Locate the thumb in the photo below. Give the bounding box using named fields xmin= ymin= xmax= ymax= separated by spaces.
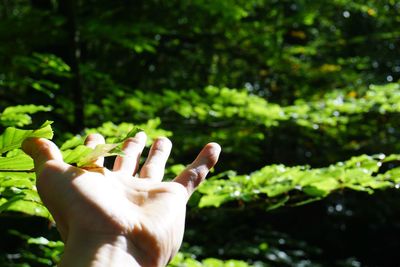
xmin=22 ymin=138 xmax=64 ymax=174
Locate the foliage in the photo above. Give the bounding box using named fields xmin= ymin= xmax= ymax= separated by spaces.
xmin=116 ymin=82 xmax=400 ymax=169
xmin=0 ymin=105 xmax=52 ymax=128
xmin=0 ymin=121 xmax=53 ymax=155
xmin=0 ymin=121 xmax=53 ymax=219
xmin=169 ymin=253 xmax=255 ymax=267
xmin=198 ymin=154 xmax=400 ymax=209
xmin=0 ymin=231 xmax=64 ymax=266
xmin=1 ymin=0 xmax=400 ymax=266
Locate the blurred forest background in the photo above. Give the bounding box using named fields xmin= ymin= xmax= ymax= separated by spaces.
xmin=1 ymin=0 xmax=400 ymax=266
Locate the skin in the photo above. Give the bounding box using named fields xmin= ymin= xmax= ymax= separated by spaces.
xmin=22 ymin=132 xmax=221 ymax=267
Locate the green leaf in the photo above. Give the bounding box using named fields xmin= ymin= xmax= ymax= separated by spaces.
xmin=0 ymin=121 xmax=54 ymax=154
xmin=303 ymin=177 xmax=339 ymax=197
xmin=60 ymin=135 xmax=84 ymax=150
xmin=0 ymin=104 xmax=52 ymax=128
xmin=63 ymin=143 xmax=119 ymax=167
xmin=383 ymin=154 xmax=400 ymax=162
xmin=0 ymin=175 xmax=34 ymax=189
xmin=199 ymin=194 xmax=232 ymax=208
xmin=0 ymin=171 xmax=33 ymax=180
xmin=2 ymin=105 xmax=52 ymax=115
xmin=27 ymin=236 xmax=64 ymax=247
xmin=0 ymin=198 xmax=51 ymax=218
xmin=62 ymin=145 xmax=93 ymax=165
xmin=114 ymin=126 xmax=142 ymax=143
xmin=62 ymin=127 xmax=141 ymax=167
xmin=260 ymin=181 xmax=294 ymax=197
xmin=0 ymin=153 xmax=34 ymax=171
xmin=196 ymin=151 xmax=400 ymax=210
xmin=202 ymin=258 xmax=224 ymax=267
xmin=77 ymin=143 xmax=119 ymax=167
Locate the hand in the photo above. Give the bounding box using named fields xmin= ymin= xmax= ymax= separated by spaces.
xmin=22 ymin=132 xmax=221 ymax=267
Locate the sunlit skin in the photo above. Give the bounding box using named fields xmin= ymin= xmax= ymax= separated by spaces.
xmin=22 ymin=132 xmax=221 ymax=267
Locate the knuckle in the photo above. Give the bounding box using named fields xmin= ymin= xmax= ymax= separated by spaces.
xmin=186 ymin=168 xmax=200 ymax=180
xmin=123 ymin=138 xmax=143 ymax=151
xmin=189 ymin=166 xmax=208 ymax=179
xmin=125 ymin=137 xmax=142 ymax=145
xmin=152 ymin=146 xmax=166 ymax=153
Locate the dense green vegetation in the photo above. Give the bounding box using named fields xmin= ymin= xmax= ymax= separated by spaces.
xmin=1 ymin=0 xmax=400 ymax=266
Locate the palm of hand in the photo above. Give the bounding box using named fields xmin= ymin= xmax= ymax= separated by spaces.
xmin=23 ymin=133 xmax=220 ymax=266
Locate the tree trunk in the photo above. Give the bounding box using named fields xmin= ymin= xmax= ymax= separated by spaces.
xmin=59 ymin=0 xmax=84 ymax=132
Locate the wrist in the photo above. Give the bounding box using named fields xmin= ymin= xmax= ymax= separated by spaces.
xmin=59 ymin=232 xmax=140 ymax=267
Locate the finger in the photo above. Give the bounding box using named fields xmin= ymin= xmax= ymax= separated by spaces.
xmin=84 ymin=133 xmax=105 ymax=167
xmin=139 ymin=137 xmax=172 ymax=181
xmin=113 ymin=131 xmax=147 ymax=175
xmin=173 ymin=142 xmax=221 ymax=196
xmin=22 ymin=137 xmax=64 ymax=176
